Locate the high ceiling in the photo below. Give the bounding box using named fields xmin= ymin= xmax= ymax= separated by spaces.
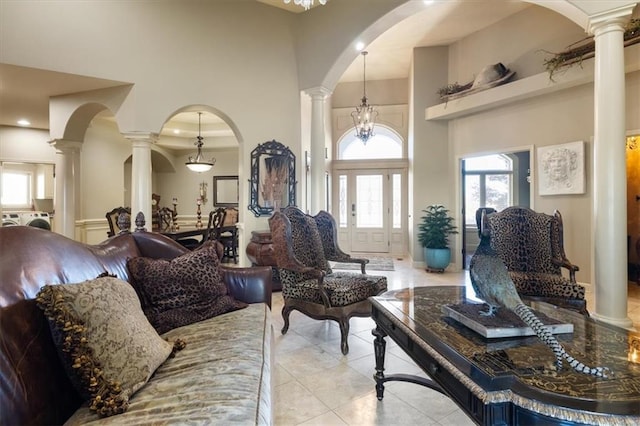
xmin=0 ymin=0 xmax=530 ymax=150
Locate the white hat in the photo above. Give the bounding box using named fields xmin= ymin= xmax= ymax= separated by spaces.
xmin=445 ymin=63 xmax=516 ymax=100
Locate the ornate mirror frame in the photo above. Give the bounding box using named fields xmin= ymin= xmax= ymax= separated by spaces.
xmin=249 ymin=140 xmax=296 ymax=217
xmin=213 ymin=175 xmax=239 ymax=207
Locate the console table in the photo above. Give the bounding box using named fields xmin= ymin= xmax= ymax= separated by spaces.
xmin=371 ymin=286 xmax=640 ymax=425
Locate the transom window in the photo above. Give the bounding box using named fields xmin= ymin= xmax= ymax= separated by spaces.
xmin=338 ymin=126 xmax=402 ymax=160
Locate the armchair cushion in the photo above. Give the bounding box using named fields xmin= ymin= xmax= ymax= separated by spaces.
xmin=510 ymin=271 xmax=585 ymax=299
xmin=127 ymin=240 xmax=246 ymax=334
xmin=35 ymin=276 xmax=175 ymax=418
xmin=281 ymin=272 xmax=387 ymax=307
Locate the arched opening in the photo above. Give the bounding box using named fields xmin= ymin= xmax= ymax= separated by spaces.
xmin=153 ymin=107 xmax=241 ymax=232
xmin=337 ymin=126 xmax=403 ymax=160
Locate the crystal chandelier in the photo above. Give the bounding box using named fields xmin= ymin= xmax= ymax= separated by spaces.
xmin=185 ymin=112 xmax=216 ymax=172
xmin=351 ymin=51 xmax=378 ymax=144
xmin=284 ymin=0 xmax=326 ymax=11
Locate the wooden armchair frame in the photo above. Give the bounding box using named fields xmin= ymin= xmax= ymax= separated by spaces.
xmin=269 ymin=207 xmax=387 ymax=354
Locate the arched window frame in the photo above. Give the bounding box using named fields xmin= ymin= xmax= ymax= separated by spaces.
xmin=337 ymin=125 xmax=403 ymax=160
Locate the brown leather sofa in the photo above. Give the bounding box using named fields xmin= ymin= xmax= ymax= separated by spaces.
xmin=0 ymin=226 xmax=272 ymax=425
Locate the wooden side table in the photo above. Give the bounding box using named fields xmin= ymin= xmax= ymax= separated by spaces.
xmin=246 ymin=230 xmax=281 ymax=291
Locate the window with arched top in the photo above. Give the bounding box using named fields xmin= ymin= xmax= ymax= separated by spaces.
xmin=338 ymin=126 xmax=403 ymax=160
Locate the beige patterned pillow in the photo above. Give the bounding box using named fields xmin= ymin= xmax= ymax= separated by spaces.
xmin=36 ymin=276 xmax=176 ymax=417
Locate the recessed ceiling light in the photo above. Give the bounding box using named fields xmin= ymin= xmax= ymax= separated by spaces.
xmin=17 ymin=119 xmax=30 ymax=126
xmin=173 ymin=129 xmax=181 ymax=135
xmin=355 ymin=41 xmax=365 ymax=51
xmin=424 ymin=0 xmax=435 ymax=5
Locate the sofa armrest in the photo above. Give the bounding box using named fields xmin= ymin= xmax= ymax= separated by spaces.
xmin=222 ymin=266 xmax=273 ymax=308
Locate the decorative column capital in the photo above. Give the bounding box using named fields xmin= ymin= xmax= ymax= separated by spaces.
xmin=587 ymin=4 xmax=635 ymax=36
xmin=305 ymin=86 xmax=332 ymax=100
xmin=122 ymin=132 xmax=159 ymax=147
xmin=48 ymin=139 xmax=83 ymax=153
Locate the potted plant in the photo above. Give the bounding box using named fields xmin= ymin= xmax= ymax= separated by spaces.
xmin=418 ymin=204 xmax=458 ymax=270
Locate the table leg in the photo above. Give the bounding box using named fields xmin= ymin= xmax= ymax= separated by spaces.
xmin=372 ymin=325 xmax=387 ymax=400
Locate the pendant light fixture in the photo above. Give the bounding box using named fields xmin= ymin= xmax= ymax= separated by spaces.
xmin=351 ymin=51 xmax=378 ymax=144
xmin=284 ymin=0 xmax=326 ymax=11
xmin=185 ymin=112 xmax=215 ymax=173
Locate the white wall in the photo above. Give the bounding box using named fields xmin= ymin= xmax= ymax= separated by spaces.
xmin=443 ymin=6 xmax=640 ymax=284
xmin=0 ymin=127 xmax=55 ymax=163
xmin=155 ymin=148 xmax=239 ymax=218
xmin=411 ymin=46 xmax=451 ymax=264
xmin=81 ymin=118 xmax=133 ymax=219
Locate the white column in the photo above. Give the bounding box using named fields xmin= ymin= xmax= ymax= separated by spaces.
xmin=306 ymin=87 xmax=332 ymax=215
xmin=49 ymin=139 xmax=82 ymax=238
xmin=588 ymin=6 xmax=635 ymax=329
xmin=123 ymin=132 xmax=157 ymax=229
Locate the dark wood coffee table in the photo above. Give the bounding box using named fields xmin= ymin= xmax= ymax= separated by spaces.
xmin=370 ymin=286 xmax=640 ymax=425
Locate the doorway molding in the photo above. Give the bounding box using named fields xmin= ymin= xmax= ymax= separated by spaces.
xmin=454 ymin=144 xmax=535 ymax=271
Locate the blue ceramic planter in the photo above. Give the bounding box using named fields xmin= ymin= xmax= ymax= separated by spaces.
xmin=424 ymin=247 xmax=451 ymax=270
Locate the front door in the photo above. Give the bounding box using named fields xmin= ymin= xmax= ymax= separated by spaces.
xmin=334 ymin=168 xmax=406 ymax=254
xmin=350 ymin=171 xmax=388 ymax=252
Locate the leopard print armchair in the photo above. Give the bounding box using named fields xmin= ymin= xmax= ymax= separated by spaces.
xmin=478 ymin=206 xmax=587 ymax=315
xmin=268 ymin=206 xmax=387 ymax=354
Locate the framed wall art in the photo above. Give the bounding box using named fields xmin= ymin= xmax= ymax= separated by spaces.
xmin=537 ymin=141 xmax=585 ymax=196
xmin=248 ymin=140 xmax=296 ymax=217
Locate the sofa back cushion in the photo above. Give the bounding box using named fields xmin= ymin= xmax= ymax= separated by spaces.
xmin=0 ymin=227 xmax=142 ymax=425
xmin=127 ymin=241 xmax=247 ymax=334
xmin=0 ymin=227 xmax=140 ymax=307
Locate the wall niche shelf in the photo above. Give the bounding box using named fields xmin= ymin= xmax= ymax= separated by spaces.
xmin=425 ymin=43 xmax=640 ymax=121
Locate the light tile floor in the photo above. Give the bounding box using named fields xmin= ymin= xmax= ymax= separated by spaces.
xmin=272 ymin=256 xmax=640 ymax=426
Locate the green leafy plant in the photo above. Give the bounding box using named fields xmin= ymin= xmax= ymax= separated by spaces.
xmin=418 ymin=204 xmax=458 ymax=249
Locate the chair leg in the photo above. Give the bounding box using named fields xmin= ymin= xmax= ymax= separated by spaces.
xmin=338 ymin=319 xmax=350 ymax=355
xmin=281 ymin=305 xmax=293 ymax=335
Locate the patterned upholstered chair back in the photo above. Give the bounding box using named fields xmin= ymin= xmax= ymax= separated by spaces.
xmin=280 ymin=207 xmax=332 ymax=283
xmin=486 ymin=207 xmax=561 ymax=276
xmin=477 ymin=206 xmax=587 ymax=314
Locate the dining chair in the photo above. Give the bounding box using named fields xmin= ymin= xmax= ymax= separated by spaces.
xmin=105 ymin=206 xmax=131 ymax=237
xmin=220 ymin=207 xmax=239 ymax=263
xmin=205 ymin=208 xmax=227 ymax=242
xmin=156 ymin=207 xmax=174 ymax=232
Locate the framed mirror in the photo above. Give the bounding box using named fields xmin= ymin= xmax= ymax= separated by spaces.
xmin=249 ymin=140 xmax=296 ymax=217
xmin=213 ymin=175 xmax=239 ymax=207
